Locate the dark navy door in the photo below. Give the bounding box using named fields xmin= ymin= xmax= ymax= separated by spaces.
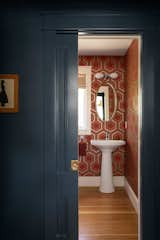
xmin=43 ymin=31 xmax=78 ymax=240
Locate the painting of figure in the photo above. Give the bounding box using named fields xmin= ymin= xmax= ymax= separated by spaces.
xmin=0 ymin=80 xmax=8 ymax=106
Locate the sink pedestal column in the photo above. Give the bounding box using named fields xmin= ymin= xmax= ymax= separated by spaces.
xmin=100 ymin=150 xmax=114 ymax=193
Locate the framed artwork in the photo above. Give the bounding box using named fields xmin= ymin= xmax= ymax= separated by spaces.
xmin=0 ymin=74 xmax=19 ymax=113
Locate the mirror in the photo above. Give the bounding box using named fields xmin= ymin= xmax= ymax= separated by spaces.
xmin=96 ymin=83 xmax=117 ymax=121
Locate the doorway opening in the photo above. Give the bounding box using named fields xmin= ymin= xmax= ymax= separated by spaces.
xmin=78 ymin=33 xmax=141 ymax=240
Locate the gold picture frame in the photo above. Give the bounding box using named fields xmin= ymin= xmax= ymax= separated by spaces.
xmin=0 ymin=74 xmax=19 ymax=113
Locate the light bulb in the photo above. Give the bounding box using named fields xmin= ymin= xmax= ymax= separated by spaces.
xmin=109 ymin=72 xmax=118 ymax=79
xmin=95 ymin=72 xmax=105 ymax=79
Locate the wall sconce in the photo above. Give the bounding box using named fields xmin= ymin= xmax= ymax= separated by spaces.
xmin=95 ymin=72 xmax=118 ymax=80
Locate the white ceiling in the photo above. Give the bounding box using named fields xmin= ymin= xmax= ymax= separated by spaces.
xmin=78 ymin=36 xmax=135 ymax=56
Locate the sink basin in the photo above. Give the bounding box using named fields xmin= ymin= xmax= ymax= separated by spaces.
xmin=91 ymin=139 xmax=126 ymax=193
xmin=91 ymin=140 xmax=125 ymax=151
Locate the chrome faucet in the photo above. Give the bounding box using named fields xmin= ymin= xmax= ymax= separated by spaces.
xmin=106 ymin=131 xmax=110 ymax=140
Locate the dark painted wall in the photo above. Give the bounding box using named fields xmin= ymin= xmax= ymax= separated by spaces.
xmin=0 ymin=11 xmax=43 ymax=240
xmin=1 ymin=1 xmax=160 ymax=11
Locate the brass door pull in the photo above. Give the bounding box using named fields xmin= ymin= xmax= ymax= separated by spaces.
xmin=71 ymin=160 xmax=79 ymax=171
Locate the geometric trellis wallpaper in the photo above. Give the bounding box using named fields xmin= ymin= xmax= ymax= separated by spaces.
xmin=125 ymin=40 xmax=139 ymax=196
xmin=78 ymin=56 xmax=126 ymax=176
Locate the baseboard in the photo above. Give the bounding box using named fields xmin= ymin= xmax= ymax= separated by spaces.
xmin=124 ymin=177 xmax=138 ymax=213
xmin=78 ymin=176 xmax=124 ymax=187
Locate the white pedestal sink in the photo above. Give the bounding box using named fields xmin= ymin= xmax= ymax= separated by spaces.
xmin=91 ymin=140 xmax=126 ymax=193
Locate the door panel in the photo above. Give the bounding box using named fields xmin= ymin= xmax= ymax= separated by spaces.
xmin=43 ymin=31 xmax=78 ymax=239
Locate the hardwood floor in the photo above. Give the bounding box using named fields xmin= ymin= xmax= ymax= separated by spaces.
xmin=79 ymin=187 xmax=138 ymax=240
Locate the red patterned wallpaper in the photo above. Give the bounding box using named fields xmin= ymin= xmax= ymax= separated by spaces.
xmin=78 ymin=56 xmax=126 ymax=176
xmin=125 ymin=40 xmax=139 ymax=196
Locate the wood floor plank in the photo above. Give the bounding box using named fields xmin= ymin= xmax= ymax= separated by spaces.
xmin=79 ymin=187 xmax=138 ymax=240
xmin=79 ymin=213 xmax=137 ymax=234
xmin=79 ymin=235 xmax=138 ymax=240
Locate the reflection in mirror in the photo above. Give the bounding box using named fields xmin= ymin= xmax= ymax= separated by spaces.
xmin=96 ymin=83 xmax=117 ymax=121
xmin=96 ymin=86 xmax=109 ymax=121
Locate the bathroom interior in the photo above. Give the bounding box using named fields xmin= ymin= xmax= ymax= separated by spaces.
xmin=78 ymin=34 xmax=141 ymax=240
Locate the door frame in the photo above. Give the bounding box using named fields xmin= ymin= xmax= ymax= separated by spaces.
xmin=42 ymin=11 xmax=156 ymax=240
xmin=78 ymin=31 xmax=142 ymax=240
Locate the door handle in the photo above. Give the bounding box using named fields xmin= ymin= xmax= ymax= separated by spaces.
xmin=71 ymin=160 xmax=79 ymax=171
